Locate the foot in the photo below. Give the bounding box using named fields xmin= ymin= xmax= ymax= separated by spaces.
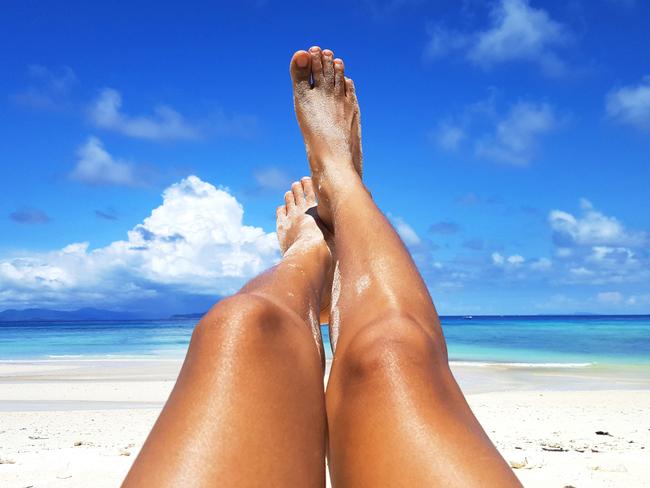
xmin=276 ymin=177 xmax=334 ymax=315
xmin=290 ymin=47 xmax=363 ymax=228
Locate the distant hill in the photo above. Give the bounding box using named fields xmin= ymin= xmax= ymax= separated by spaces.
xmin=0 ymin=308 xmax=140 ymax=322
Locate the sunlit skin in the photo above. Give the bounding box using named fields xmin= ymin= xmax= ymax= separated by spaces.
xmin=123 ymin=47 xmax=521 ymax=487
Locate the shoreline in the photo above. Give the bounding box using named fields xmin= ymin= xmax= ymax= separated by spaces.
xmin=1 ymin=358 xmax=649 ymax=412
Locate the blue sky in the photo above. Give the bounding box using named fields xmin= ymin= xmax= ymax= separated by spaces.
xmin=1 ymin=0 xmax=649 ymax=316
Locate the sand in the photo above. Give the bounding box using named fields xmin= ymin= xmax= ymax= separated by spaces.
xmin=1 ymin=359 xmax=649 ymax=487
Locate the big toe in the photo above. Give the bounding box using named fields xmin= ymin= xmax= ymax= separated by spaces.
xmin=290 ymin=50 xmax=311 ymax=92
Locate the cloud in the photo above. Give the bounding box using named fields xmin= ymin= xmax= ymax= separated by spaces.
xmin=89 ymin=88 xmax=201 ymax=141
xmin=475 ymin=101 xmax=559 ymax=165
xmin=432 ymin=123 xmax=465 ymax=151
xmin=9 ymin=208 xmax=50 ymax=225
xmin=378 ymin=197 xmax=650 ymax=313
xmin=492 ymin=252 xmax=524 ymax=266
xmin=547 ymin=199 xmax=649 ymax=285
xmin=429 ymin=221 xmax=460 ymax=235
xmin=549 ymin=198 xmax=647 ymax=248
xmin=12 ymin=65 xmax=77 ymax=110
xmin=70 ymin=137 xmax=138 ymax=186
xmin=424 ymin=24 xmax=469 ymax=60
xmin=0 ymin=176 xmax=279 ymax=311
xmin=468 ymin=0 xmax=569 ymax=75
xmin=606 ymin=75 xmax=650 ymax=132
xmin=392 ymin=216 xmax=422 ymax=246
xmin=380 ymin=199 xmax=650 ymax=313
xmin=253 ymin=167 xmax=293 ymax=192
xmin=530 ymin=257 xmax=552 ymax=270
xmin=436 ymin=95 xmax=560 ymax=165
xmin=425 ymin=0 xmax=571 ymax=76
xmin=480 ymin=206 xmax=650 ymax=284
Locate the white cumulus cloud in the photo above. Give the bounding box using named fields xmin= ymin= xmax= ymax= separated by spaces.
xmin=548 ymin=199 xmax=649 ymax=285
xmin=549 ymin=198 xmax=647 ymax=248
xmin=0 ymin=176 xmax=279 ymax=310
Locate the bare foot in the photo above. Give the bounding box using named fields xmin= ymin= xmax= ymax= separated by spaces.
xmin=276 ymin=177 xmax=334 ymax=316
xmin=290 ymin=47 xmax=362 ymax=228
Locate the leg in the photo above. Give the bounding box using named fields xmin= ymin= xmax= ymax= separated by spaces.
xmin=123 ymin=179 xmax=331 ymax=487
xmin=290 ymin=48 xmax=521 ymax=487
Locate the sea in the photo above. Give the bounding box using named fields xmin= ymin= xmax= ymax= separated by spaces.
xmin=1 ymin=315 xmax=649 ymax=366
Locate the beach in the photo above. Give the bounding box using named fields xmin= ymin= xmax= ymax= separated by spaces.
xmin=1 ymin=358 xmax=649 ymax=487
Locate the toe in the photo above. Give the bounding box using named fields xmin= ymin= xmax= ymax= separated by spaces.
xmin=322 ymin=49 xmax=335 ymax=89
xmin=291 ymin=180 xmax=305 ymax=206
xmin=290 ymin=50 xmax=311 ymax=92
xmin=334 ymin=58 xmax=345 ymax=96
xmin=309 ymin=46 xmax=324 ymax=87
xmin=284 ymin=190 xmax=295 ymax=210
xmin=301 ymin=177 xmax=317 ymax=205
xmin=276 ymin=204 xmax=286 ymax=219
xmin=346 ymin=77 xmax=357 ymax=101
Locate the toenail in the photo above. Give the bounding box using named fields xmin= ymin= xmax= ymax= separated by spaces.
xmin=296 ymin=55 xmax=308 ymax=68
xmin=310 ymin=46 xmax=320 ymax=52
xmin=323 ymin=50 xmax=333 ymax=57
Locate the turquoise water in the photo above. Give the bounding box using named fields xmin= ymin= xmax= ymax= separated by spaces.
xmin=0 ymin=316 xmax=649 ymax=365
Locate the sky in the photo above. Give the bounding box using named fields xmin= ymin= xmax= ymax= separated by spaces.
xmin=1 ymin=0 xmax=649 ymax=316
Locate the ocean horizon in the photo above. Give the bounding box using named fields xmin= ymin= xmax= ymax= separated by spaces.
xmin=2 ymin=314 xmax=649 ymax=366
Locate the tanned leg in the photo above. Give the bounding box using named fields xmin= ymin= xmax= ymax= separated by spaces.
xmin=123 ymin=178 xmax=330 ymax=488
xmin=303 ymin=45 xmax=364 ymax=326
xmin=290 ymin=47 xmax=521 ymax=487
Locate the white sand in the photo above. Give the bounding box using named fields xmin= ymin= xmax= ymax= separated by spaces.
xmin=1 ymin=359 xmax=649 ymax=487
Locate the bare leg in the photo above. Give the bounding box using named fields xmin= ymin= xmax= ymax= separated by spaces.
xmin=290 ymin=48 xmax=521 ymax=487
xmin=123 ymin=178 xmax=330 ymax=487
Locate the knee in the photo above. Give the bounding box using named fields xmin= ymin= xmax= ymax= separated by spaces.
xmin=336 ymin=314 xmax=447 ymax=385
xmin=192 ymin=293 xmax=296 ymax=348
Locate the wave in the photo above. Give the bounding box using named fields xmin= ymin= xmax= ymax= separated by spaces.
xmin=31 ymin=354 xmax=181 ymax=362
xmin=450 ymin=361 xmax=594 ymax=369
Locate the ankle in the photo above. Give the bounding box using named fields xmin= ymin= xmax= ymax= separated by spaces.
xmin=313 ymin=163 xmax=363 ymax=203
xmin=284 ymin=238 xmax=331 ymax=266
